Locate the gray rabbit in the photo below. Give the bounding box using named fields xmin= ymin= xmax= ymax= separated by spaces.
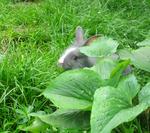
xmin=58 ymin=26 xmax=100 ymax=70
xmin=58 ymin=26 xmax=131 ymax=74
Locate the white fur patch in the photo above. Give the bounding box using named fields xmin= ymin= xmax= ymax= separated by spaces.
xmin=58 ymin=47 xmax=77 ymax=63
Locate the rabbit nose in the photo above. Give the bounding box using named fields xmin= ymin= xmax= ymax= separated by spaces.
xmin=57 ymin=62 xmax=64 ymax=67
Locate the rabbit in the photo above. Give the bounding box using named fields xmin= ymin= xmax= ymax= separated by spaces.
xmin=58 ymin=26 xmax=101 ymax=70
xmin=58 ymin=26 xmax=132 ymax=74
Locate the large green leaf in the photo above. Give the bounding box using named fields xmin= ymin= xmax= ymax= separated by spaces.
xmin=91 ymin=58 xmax=116 ymax=80
xmin=137 ymin=39 xmax=150 ymax=47
xmin=92 ymin=102 xmax=147 ymax=133
xmin=90 ymin=59 xmax=130 ymax=87
xmin=131 ymin=47 xmax=150 ymax=72
xmin=117 ymin=49 xmax=132 ymax=60
xmin=20 ymin=118 xmax=49 ymax=133
xmin=118 ymin=47 xmax=150 ymax=72
xmin=43 ymin=69 xmax=101 ymax=110
xmin=80 ymin=37 xmax=119 ymax=57
xmin=91 ymin=74 xmax=141 ymax=133
xmin=139 ymin=82 xmax=150 ymax=105
xmin=31 ymin=109 xmax=90 ymax=130
xmin=106 ymin=60 xmax=130 ymax=87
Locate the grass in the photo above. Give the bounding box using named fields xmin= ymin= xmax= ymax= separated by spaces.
xmin=0 ymin=0 xmax=150 ymax=132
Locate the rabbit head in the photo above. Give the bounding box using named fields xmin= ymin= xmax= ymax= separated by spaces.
xmin=58 ymin=26 xmax=99 ymax=70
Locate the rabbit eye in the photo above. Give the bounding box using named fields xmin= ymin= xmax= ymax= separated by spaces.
xmin=73 ymin=56 xmax=78 ymax=60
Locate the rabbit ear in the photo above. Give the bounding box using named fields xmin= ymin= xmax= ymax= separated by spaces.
xmin=84 ymin=35 xmax=100 ymax=46
xmin=75 ymin=26 xmax=84 ymax=44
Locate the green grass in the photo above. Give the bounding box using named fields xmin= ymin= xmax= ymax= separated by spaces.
xmin=0 ymin=0 xmax=150 ymax=132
